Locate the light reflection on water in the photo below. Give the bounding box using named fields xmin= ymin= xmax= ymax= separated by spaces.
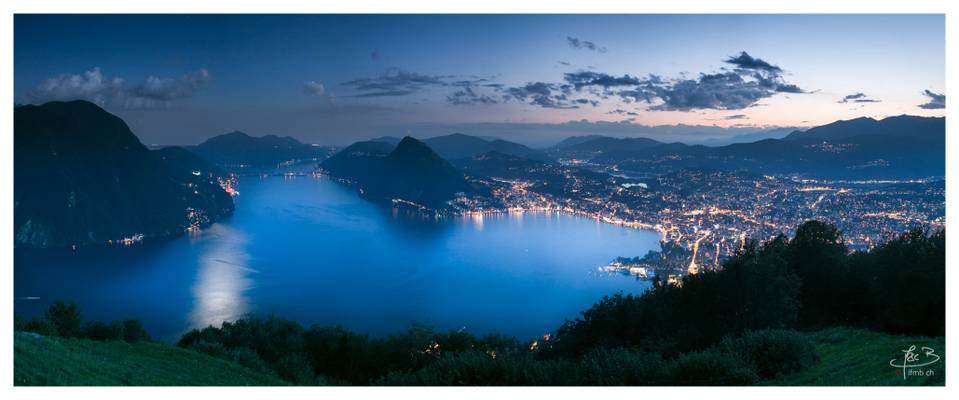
xmin=189 ymin=224 xmax=254 ymax=330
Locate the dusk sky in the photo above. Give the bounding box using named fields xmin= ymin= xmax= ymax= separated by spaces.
xmin=14 ymin=14 xmax=945 ymax=146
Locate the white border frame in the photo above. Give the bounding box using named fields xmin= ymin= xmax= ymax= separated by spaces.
xmin=1 ymin=1 xmax=955 ymax=399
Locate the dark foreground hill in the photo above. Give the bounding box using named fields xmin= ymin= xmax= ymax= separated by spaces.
xmin=14 ymin=101 xmax=234 ymax=248
xmin=14 ymin=327 xmax=942 ymax=386
xmin=322 ymin=136 xmax=477 ymax=208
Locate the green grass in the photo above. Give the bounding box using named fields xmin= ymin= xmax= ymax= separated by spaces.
xmin=15 ymin=327 xmax=945 ymax=386
xmin=767 ymin=327 xmax=945 ymax=386
xmin=14 ymin=332 xmax=286 ymax=386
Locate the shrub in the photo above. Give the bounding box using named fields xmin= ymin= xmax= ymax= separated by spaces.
xmin=22 ymin=316 xmax=58 ymax=336
xmin=121 ymin=319 xmax=151 ymax=342
xmin=375 ymin=351 xmax=580 ymax=386
xmin=274 ymin=353 xmax=315 ymax=385
xmin=578 ymin=347 xmax=667 ymax=385
xmin=45 ymin=300 xmax=82 ymax=338
xmin=664 ymin=350 xmax=758 ymax=385
xmin=717 ymin=329 xmax=818 ymax=379
xmin=81 ymin=320 xmax=125 ymax=341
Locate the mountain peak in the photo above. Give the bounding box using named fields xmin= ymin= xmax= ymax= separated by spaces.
xmin=393 ymin=136 xmax=434 ymax=154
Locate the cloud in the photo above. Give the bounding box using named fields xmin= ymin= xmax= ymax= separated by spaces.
xmin=567 ymin=36 xmax=607 ymax=53
xmin=510 ymin=52 xmax=802 ymax=111
xmin=608 ymin=108 xmax=639 ymax=116
xmin=341 ymin=69 xmax=449 ymax=97
xmin=564 ymin=71 xmax=643 ymax=89
xmin=505 ymin=82 xmax=580 ymax=109
xmin=447 ymin=84 xmax=497 ymax=106
xmin=838 ymin=92 xmax=880 ymax=103
xmin=647 ymin=72 xmax=781 ymax=111
xmin=28 ymin=67 xmax=209 ymax=109
xmin=304 ymin=81 xmax=326 ymax=96
xmin=724 ymin=114 xmax=748 ymax=120
xmin=918 ymin=89 xmax=945 ymax=109
xmin=724 ymin=51 xmax=782 ymax=73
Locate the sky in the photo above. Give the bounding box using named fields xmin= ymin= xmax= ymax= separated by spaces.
xmin=14 ymin=14 xmax=946 ymax=147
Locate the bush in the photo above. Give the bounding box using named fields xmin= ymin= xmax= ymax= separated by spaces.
xmin=664 ymin=350 xmax=758 ymax=385
xmin=376 ymin=351 xmax=580 ymax=386
xmin=45 ymin=300 xmax=82 ymax=338
xmin=22 ymin=316 xmax=58 ymax=336
xmin=578 ymin=347 xmax=667 ymax=385
xmin=81 ymin=320 xmax=126 ymax=341
xmin=121 ymin=319 xmax=151 ymax=342
xmin=717 ymin=329 xmax=818 ymax=379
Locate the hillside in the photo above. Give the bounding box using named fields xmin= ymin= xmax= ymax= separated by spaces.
xmin=322 ymin=136 xmax=478 ymax=208
xmin=550 ymin=115 xmax=944 ymax=179
xmin=14 ymin=332 xmax=285 ymax=386
xmin=189 ymin=131 xmax=329 ymax=169
xmin=422 ymin=133 xmax=549 ymax=161
xmin=769 ymin=327 xmax=944 ymax=386
xmin=14 ymin=327 xmax=942 ymax=386
xmin=14 ymin=100 xmax=234 ymax=248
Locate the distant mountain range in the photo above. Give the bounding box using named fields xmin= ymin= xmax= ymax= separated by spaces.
xmin=548 ymin=115 xmax=943 ymax=179
xmin=14 ymin=101 xmax=234 ymax=248
xmin=372 ymin=133 xmax=549 ymax=161
xmin=322 ymin=137 xmax=478 ymax=208
xmin=187 ymin=131 xmax=331 ymax=170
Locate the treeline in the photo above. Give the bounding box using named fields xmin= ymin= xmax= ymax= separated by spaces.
xmin=16 ymin=221 xmax=944 ymax=385
xmin=15 ymin=300 xmax=151 ymax=343
xmin=543 ymin=221 xmax=944 ymax=359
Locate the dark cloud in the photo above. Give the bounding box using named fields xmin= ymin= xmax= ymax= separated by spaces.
xmin=566 ymin=36 xmax=607 ymax=53
xmin=648 ymin=72 xmax=776 ymax=111
xmin=351 ymin=90 xmax=415 ymax=98
xmin=447 ymin=84 xmax=497 ymax=106
xmin=635 ymin=53 xmax=802 ymax=111
xmin=507 ymin=52 xmax=802 ymax=111
xmin=341 ymin=69 xmax=449 ymax=97
xmin=838 ymin=92 xmax=881 ymax=103
xmin=724 ymin=114 xmax=748 ymax=120
xmin=505 ymin=82 xmax=579 ymax=109
xmin=724 ymin=51 xmax=782 ymax=73
xmin=608 ymin=108 xmax=639 ymax=116
xmin=918 ymin=89 xmax=945 ymax=109
xmin=28 ymin=67 xmax=210 ymax=109
xmin=564 ymin=71 xmax=643 ymax=89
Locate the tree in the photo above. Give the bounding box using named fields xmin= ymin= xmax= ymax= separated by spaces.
xmin=45 ymin=300 xmax=82 ymax=338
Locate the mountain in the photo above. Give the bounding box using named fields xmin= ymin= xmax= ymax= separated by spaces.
xmin=322 ymin=136 xmax=476 ymax=208
xmin=549 ymin=136 xmax=666 ymax=161
xmin=320 ymin=140 xmax=396 ymax=183
xmin=369 ymin=136 xmax=403 ymax=146
xmin=546 ymin=115 xmax=943 ymax=179
xmin=14 ymin=100 xmax=234 ymax=248
xmin=422 ymin=133 xmax=549 ymax=161
xmin=693 ymin=127 xmax=799 ymax=146
xmin=552 ymin=135 xmax=612 ymax=149
xmin=189 ymin=131 xmax=329 ymax=169
xmin=784 ymin=115 xmax=943 ymax=142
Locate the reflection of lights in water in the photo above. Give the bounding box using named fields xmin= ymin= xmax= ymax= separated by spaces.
xmin=470 ymin=212 xmax=484 ymax=231
xmin=189 ymin=224 xmax=254 ymax=330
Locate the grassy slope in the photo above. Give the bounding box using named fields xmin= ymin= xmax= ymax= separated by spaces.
xmin=768 ymin=327 xmax=945 ymax=386
xmin=14 ymin=332 xmax=285 ymax=386
xmin=15 ymin=328 xmax=945 ymax=386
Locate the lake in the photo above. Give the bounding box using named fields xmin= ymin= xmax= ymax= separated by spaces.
xmin=15 ymin=175 xmax=660 ymax=342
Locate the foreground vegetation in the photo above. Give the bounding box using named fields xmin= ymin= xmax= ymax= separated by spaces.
xmin=14 ymin=332 xmax=284 ymax=385
xmin=15 ymin=221 xmax=944 ymax=385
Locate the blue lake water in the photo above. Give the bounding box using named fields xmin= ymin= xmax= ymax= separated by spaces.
xmin=15 ymin=175 xmax=659 ymax=342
